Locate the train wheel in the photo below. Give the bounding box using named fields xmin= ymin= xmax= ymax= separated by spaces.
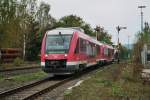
xmin=79 ymin=64 xmax=86 ymax=71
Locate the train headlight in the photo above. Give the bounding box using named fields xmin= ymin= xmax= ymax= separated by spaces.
xmin=65 ymin=54 xmax=67 ymax=57
xmin=45 ymin=54 xmax=48 ymax=57
xmin=41 ymin=62 xmax=45 ymax=66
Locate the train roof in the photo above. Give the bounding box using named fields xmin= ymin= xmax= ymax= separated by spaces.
xmin=47 ymin=28 xmax=74 ymax=35
xmin=46 ymin=27 xmax=84 ymax=35
xmin=46 ymin=27 xmax=104 ymax=46
xmin=101 ymin=43 xmax=114 ymax=49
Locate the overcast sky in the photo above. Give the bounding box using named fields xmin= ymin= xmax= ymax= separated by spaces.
xmin=43 ymin=0 xmax=150 ymax=44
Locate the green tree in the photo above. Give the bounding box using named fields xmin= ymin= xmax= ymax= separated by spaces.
xmin=95 ymin=26 xmax=112 ymax=45
xmin=0 ymin=0 xmax=20 ymax=47
xmin=25 ymin=1 xmax=56 ymax=60
xmin=119 ymin=44 xmax=128 ymax=59
xmin=54 ymin=15 xmax=95 ymax=36
xmin=133 ymin=22 xmax=150 ymax=63
xmin=0 ymin=0 xmax=55 ymax=60
xmin=54 ymin=15 xmax=113 ymax=45
xmin=55 ymin=15 xmax=84 ymax=27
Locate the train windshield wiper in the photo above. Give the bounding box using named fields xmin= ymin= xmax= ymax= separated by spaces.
xmin=59 ymin=32 xmax=65 ymax=43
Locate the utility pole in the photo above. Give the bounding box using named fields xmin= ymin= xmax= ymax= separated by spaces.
xmin=116 ymin=26 xmax=127 ymax=63
xmin=95 ymin=26 xmax=101 ymax=40
xmin=128 ymin=35 xmax=130 ymax=58
xmin=138 ymin=5 xmax=146 ymax=31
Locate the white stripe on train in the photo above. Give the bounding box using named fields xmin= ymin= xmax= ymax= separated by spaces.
xmin=41 ymin=61 xmax=98 ymax=67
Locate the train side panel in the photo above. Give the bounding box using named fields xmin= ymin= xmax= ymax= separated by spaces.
xmin=41 ymin=28 xmax=115 ymax=75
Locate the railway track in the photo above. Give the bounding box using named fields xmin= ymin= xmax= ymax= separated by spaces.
xmin=0 ymin=66 xmax=41 ymax=77
xmin=0 ymin=64 xmax=110 ymax=100
xmin=0 ymin=74 xmax=73 ymax=100
xmin=0 ymin=66 xmax=40 ymax=72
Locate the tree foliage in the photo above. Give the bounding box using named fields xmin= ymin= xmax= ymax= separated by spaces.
xmin=54 ymin=15 xmax=112 ymax=44
xmin=0 ymin=0 xmax=56 ymax=60
xmin=133 ymin=22 xmax=150 ymax=63
xmin=95 ymin=26 xmax=112 ymax=44
xmin=119 ymin=44 xmax=129 ymax=59
xmin=54 ymin=15 xmax=95 ymax=36
xmin=0 ymin=3 xmax=113 ymax=61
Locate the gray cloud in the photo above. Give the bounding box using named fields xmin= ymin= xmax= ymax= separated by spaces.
xmin=43 ymin=0 xmax=150 ymax=44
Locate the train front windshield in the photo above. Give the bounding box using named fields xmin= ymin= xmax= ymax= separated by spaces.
xmin=46 ymin=34 xmax=72 ymax=54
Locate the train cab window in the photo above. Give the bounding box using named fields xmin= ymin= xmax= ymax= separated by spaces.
xmin=46 ymin=34 xmax=72 ymax=54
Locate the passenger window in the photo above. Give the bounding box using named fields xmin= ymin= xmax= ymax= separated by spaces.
xmin=98 ymin=46 xmax=100 ymax=54
xmin=80 ymin=38 xmax=86 ymax=53
xmin=86 ymin=42 xmax=92 ymax=56
xmin=75 ymin=39 xmax=79 ymax=54
xmin=104 ymin=48 xmax=108 ymax=56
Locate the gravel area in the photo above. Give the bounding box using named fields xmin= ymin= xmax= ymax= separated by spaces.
xmin=3 ymin=80 xmax=60 ymax=100
xmin=0 ymin=71 xmax=50 ymax=92
xmin=37 ymin=77 xmax=81 ymax=100
xmin=0 ymin=67 xmax=41 ymax=77
xmin=36 ymin=66 xmax=107 ymax=100
xmin=0 ymin=63 xmax=40 ymax=70
xmin=0 ymin=77 xmax=40 ymax=92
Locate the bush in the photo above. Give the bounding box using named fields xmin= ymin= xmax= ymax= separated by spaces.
xmin=110 ymin=64 xmax=124 ymax=81
xmin=121 ymin=65 xmax=133 ymax=81
xmin=13 ymin=57 xmax=24 ymax=66
xmin=112 ymin=84 xmax=125 ymax=97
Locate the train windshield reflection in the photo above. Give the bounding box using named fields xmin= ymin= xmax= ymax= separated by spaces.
xmin=46 ymin=35 xmax=72 ymax=54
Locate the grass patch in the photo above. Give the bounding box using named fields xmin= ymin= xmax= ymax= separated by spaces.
xmin=0 ymin=75 xmax=3 ymax=80
xmin=0 ymin=61 xmax=40 ymax=70
xmin=9 ymin=71 xmax=48 ymax=82
xmin=0 ymin=71 xmax=48 ymax=83
xmin=13 ymin=57 xmax=24 ymax=66
xmin=64 ymin=64 xmax=150 ymax=100
xmin=64 ymin=89 xmax=72 ymax=96
xmin=0 ymin=71 xmax=48 ymax=91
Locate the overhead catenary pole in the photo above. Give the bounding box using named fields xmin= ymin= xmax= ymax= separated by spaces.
xmin=138 ymin=5 xmax=146 ymax=31
xmin=128 ymin=35 xmax=130 ymax=58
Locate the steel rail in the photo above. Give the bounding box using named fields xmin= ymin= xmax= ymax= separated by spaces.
xmin=0 ymin=66 xmax=40 ymax=72
xmin=0 ymin=77 xmax=50 ymax=98
xmin=23 ymin=77 xmax=74 ymax=100
xmin=23 ymin=65 xmax=108 ymax=100
xmin=0 ymin=64 xmax=113 ymax=100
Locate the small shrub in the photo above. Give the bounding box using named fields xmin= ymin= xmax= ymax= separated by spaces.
xmin=110 ymin=64 xmax=124 ymax=81
xmin=112 ymin=84 xmax=126 ymax=97
xmin=96 ymin=79 xmax=112 ymax=87
xmin=121 ymin=65 xmax=133 ymax=81
xmin=64 ymin=90 xmax=72 ymax=96
xmin=13 ymin=57 xmax=24 ymax=66
xmin=132 ymin=63 xmax=143 ymax=80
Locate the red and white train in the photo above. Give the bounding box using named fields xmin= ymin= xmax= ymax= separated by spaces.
xmin=41 ymin=27 xmax=115 ymax=75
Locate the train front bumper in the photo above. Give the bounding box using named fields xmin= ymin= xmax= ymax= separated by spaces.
xmin=42 ymin=65 xmax=79 ymax=75
xmin=41 ymin=61 xmax=79 ymax=75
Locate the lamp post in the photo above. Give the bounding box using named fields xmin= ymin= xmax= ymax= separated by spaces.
xmin=138 ymin=5 xmax=146 ymax=31
xmin=116 ymin=26 xmax=127 ymax=63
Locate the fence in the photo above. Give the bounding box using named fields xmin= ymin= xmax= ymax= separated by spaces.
xmin=0 ymin=48 xmax=22 ymax=63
